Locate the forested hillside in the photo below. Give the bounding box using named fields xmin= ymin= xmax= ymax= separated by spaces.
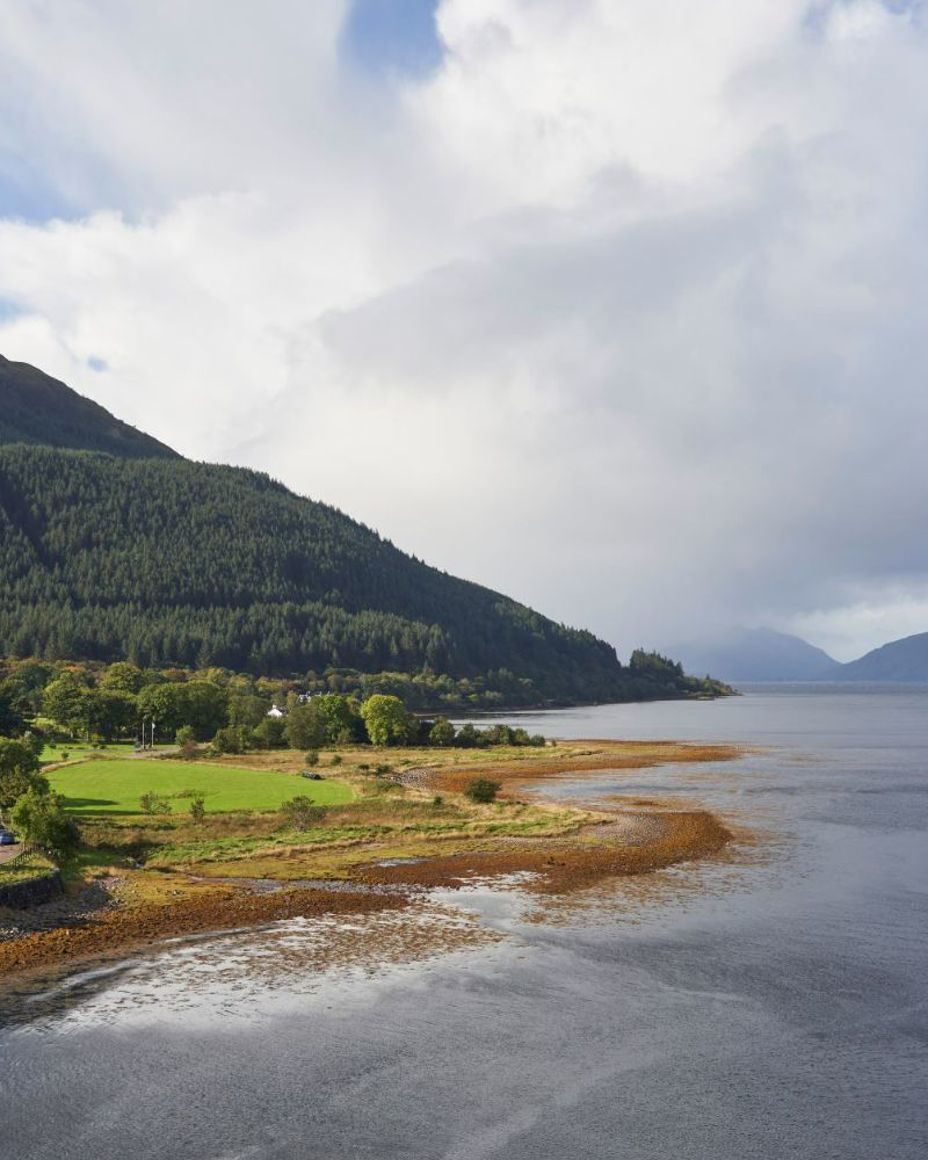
xmin=0 ymin=355 xmax=178 ymax=459
xmin=0 ymin=443 xmax=722 ymax=703
xmin=0 ymin=358 xmax=730 ymax=706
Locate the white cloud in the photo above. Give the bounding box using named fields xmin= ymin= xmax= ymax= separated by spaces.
xmin=1 ymin=0 xmax=927 ymax=659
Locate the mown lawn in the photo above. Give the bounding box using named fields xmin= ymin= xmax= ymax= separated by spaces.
xmin=40 ymin=741 xmax=139 ymax=762
xmin=48 ymin=759 xmax=352 ymax=816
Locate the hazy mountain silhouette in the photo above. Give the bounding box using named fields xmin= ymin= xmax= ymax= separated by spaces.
xmin=831 ymin=632 xmax=928 ymax=682
xmin=668 ymin=627 xmax=838 ymax=682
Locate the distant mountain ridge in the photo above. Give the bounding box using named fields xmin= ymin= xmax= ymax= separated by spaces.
xmin=668 ymin=627 xmax=838 ymax=683
xmin=831 ymin=632 xmax=928 ymax=682
xmin=0 ymin=354 xmax=178 ymax=459
xmin=673 ymin=626 xmax=928 ymax=683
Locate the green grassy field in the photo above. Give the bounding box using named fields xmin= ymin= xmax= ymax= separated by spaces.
xmin=40 ymin=741 xmax=140 ymax=762
xmin=48 ymin=759 xmax=352 ymax=816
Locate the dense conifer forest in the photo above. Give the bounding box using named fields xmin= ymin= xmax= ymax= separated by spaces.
xmin=0 ymin=357 xmax=729 ymax=706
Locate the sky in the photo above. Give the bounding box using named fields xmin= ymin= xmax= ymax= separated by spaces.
xmin=1 ymin=0 xmax=927 ymax=663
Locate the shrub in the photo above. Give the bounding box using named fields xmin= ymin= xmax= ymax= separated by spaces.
xmin=330 ymin=754 xmax=342 ymax=766
xmin=455 ymin=723 xmax=479 ymax=749
xmin=0 ymin=737 xmax=49 ymax=811
xmin=250 ymin=717 xmax=287 ymax=749
xmin=464 ymin=777 xmax=501 ymax=804
xmin=179 ymin=738 xmax=200 ymax=761
xmin=429 ymin=717 xmax=456 ymax=747
xmin=189 ymin=797 xmax=206 ymax=825
xmin=175 ymin=725 xmax=196 ymax=747
xmin=360 ymin=694 xmax=413 ymax=746
xmin=284 ymin=701 xmax=327 ymax=750
xmin=432 ymin=794 xmax=444 ymax=808
xmin=10 ymin=789 xmax=80 ymax=861
xmin=304 ymin=750 xmax=320 ymax=767
xmin=483 ymin=724 xmax=514 ymax=747
xmin=211 ymin=725 xmax=250 ymax=755
xmin=280 ymin=795 xmax=328 ymax=830
xmin=139 ymin=791 xmax=172 ymax=815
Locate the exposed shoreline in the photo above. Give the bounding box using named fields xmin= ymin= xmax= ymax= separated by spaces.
xmin=0 ymin=739 xmax=743 ymax=984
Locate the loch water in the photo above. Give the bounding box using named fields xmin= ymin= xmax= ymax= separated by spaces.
xmin=1 ymin=686 xmax=927 ymax=1159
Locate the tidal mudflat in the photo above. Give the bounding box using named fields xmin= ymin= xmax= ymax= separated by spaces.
xmin=0 ymin=739 xmax=738 ymax=980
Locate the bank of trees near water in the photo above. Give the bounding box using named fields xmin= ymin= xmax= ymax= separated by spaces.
xmin=0 ymin=658 xmax=547 ymax=762
xmin=0 ymin=651 xmax=717 ymax=758
xmin=0 ymin=664 xmax=541 ymax=861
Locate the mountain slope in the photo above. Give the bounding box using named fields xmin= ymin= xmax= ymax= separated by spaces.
xmin=832 ymin=632 xmax=928 ymax=681
xmin=0 ymin=444 xmax=601 ymax=693
xmin=668 ymin=627 xmax=838 ymax=682
xmin=0 ymin=443 xmax=725 ymax=702
xmin=0 ymin=355 xmax=730 ymax=703
xmin=0 ymin=354 xmax=178 ymax=459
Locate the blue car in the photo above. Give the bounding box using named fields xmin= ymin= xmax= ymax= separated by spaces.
xmin=0 ymin=829 xmax=16 ymax=845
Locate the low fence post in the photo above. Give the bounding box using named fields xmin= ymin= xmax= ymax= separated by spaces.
xmin=1 ymin=840 xmax=34 ymax=872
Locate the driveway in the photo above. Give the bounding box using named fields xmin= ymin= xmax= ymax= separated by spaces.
xmin=0 ymin=842 xmax=22 ymax=864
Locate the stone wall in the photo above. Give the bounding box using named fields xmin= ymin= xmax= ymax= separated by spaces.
xmin=0 ymin=870 xmax=64 ymax=910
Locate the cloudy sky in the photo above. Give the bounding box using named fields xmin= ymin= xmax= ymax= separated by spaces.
xmin=1 ymin=0 xmax=927 ymax=662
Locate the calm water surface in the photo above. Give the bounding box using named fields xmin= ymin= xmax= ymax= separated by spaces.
xmin=2 ymin=687 xmax=926 ymax=1159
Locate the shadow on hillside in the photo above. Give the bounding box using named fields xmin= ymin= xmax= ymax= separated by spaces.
xmin=59 ymin=797 xmax=120 ymax=812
